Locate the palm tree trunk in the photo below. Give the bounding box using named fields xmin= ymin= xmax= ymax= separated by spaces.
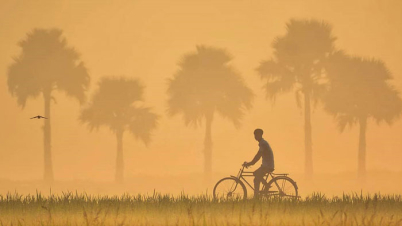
xmin=204 ymin=113 xmax=214 ymax=181
xmin=304 ymin=92 xmax=313 ymax=180
xmin=115 ymin=130 xmax=124 ymax=183
xmin=43 ymin=91 xmax=54 ymax=183
xmin=358 ymin=116 xmax=367 ymax=182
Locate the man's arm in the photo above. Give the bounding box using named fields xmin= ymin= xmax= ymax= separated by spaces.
xmin=246 ymin=151 xmax=261 ymax=166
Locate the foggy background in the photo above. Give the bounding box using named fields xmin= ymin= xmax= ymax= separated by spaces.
xmin=0 ymin=0 xmax=401 ymax=195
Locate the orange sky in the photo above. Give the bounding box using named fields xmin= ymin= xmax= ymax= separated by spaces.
xmin=0 ymin=0 xmax=401 ymax=182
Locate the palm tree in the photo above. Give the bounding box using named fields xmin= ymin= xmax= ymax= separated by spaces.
xmin=167 ymin=45 xmax=253 ymax=179
xmin=80 ymin=77 xmax=158 ymax=183
xmin=324 ymin=52 xmax=402 ymax=181
xmin=256 ymin=19 xmax=336 ymax=179
xmin=7 ymin=29 xmax=89 ymax=183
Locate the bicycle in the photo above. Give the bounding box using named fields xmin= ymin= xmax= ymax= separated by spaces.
xmin=213 ymin=164 xmax=298 ymax=200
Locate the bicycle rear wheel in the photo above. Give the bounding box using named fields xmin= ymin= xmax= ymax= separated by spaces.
xmin=213 ymin=177 xmax=247 ymax=200
xmin=263 ymin=176 xmax=298 ymax=200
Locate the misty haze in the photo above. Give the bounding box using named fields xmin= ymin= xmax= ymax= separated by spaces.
xmin=1 ymin=0 xmax=402 ymax=225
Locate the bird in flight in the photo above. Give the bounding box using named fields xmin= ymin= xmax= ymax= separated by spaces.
xmin=30 ymin=115 xmax=48 ymax=119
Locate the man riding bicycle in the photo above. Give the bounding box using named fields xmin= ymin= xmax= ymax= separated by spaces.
xmin=243 ymin=128 xmax=275 ymax=198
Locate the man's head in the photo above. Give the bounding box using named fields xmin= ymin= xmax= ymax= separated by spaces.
xmin=254 ymin=128 xmax=263 ymax=141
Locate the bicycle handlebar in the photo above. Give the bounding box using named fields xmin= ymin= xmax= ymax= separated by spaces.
xmin=237 ymin=163 xmax=249 ymax=177
xmin=242 ymin=161 xmax=250 ymax=168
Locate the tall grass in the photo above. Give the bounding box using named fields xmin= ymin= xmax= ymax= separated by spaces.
xmin=0 ymin=192 xmax=401 ymax=225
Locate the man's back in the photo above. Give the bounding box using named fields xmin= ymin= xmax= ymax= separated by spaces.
xmin=259 ymin=138 xmax=274 ymax=169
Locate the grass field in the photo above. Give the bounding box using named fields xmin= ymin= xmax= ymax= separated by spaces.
xmin=0 ymin=192 xmax=401 ymax=226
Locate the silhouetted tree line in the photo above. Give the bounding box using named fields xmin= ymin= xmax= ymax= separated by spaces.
xmin=7 ymin=19 xmax=402 ymax=183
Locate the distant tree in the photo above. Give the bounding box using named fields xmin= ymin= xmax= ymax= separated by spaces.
xmin=80 ymin=77 xmax=158 ymax=183
xmin=7 ymin=29 xmax=89 ymax=183
xmin=167 ymin=45 xmax=253 ymax=179
xmin=324 ymin=52 xmax=402 ymax=181
xmin=257 ymin=19 xmax=336 ymax=179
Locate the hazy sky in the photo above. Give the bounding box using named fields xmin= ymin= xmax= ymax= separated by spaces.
xmin=1 ymin=0 xmax=401 ymax=181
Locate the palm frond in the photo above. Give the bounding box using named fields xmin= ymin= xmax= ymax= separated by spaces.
xmin=7 ymin=58 xmax=42 ymax=107
xmin=336 ymin=114 xmax=357 ymax=132
xmin=257 ymin=60 xmax=295 ymax=101
xmin=258 ymin=19 xmax=336 ymax=108
xmin=80 ymin=76 xmax=154 ymax=137
xmin=215 ymin=75 xmax=254 ymax=128
xmin=80 ymin=103 xmax=108 ymax=132
xmin=57 ymin=61 xmax=90 ymax=104
xmin=7 ymin=28 xmax=89 ymax=106
xmin=370 ymin=84 xmax=402 ymax=125
xmin=127 ymin=107 xmax=159 ymax=146
xmin=324 ymin=52 xmax=402 ymax=130
xmin=167 ymin=45 xmax=253 ymax=128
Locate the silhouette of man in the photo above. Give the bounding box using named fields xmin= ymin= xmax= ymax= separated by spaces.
xmin=243 ymin=128 xmax=275 ymax=198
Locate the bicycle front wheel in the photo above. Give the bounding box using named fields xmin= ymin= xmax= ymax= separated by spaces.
xmin=213 ymin=177 xmax=247 ymax=201
xmin=264 ymin=176 xmax=298 ymax=200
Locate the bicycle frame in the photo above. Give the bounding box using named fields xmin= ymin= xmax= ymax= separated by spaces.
xmin=231 ymin=166 xmax=288 ymax=192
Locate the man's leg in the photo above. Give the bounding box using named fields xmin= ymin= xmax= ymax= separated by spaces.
xmin=253 ymin=167 xmax=265 ymax=198
xmin=261 ymin=168 xmax=273 ymax=191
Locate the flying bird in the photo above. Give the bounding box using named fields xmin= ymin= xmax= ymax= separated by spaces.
xmin=30 ymin=115 xmax=48 ymax=119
